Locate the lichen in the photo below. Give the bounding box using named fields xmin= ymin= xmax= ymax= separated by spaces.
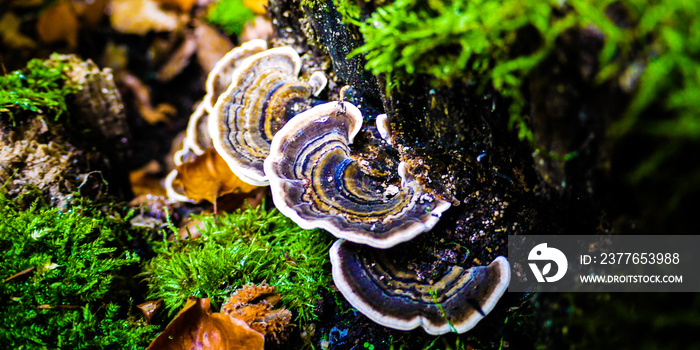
xmin=142 ymin=203 xmax=335 ymax=325
xmin=0 ymin=191 xmax=158 ymax=349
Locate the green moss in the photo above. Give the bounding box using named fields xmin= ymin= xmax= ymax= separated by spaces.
xmin=206 ymin=0 xmax=256 ymax=35
xmin=608 ymin=1 xmax=700 ymax=196
xmin=338 ymin=0 xmax=699 ymax=145
xmin=142 ymin=203 xmax=335 ymax=325
xmin=0 ymin=191 xmax=157 ymax=349
xmin=340 ymin=0 xmax=624 ymax=138
xmin=339 ymin=0 xmax=592 ymax=113
xmin=612 ymin=0 xmax=700 ymax=136
xmin=0 ymin=55 xmax=80 ymax=125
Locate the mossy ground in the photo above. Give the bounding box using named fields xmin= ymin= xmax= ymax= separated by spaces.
xmin=0 ymin=190 xmax=158 ymax=349
xmin=0 ymin=187 xmax=339 ymax=349
xmin=142 ymin=203 xmax=336 ymax=325
xmin=335 ymin=0 xmax=700 ymax=141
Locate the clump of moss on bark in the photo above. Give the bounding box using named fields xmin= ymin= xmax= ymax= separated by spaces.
xmin=0 ymin=55 xmax=81 ymax=125
xmin=0 ymin=191 xmax=158 ymax=349
xmin=336 ymin=0 xmax=700 ymax=142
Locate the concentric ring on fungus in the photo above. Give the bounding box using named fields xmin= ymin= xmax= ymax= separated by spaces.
xmin=209 ymin=46 xmax=328 ymax=186
xmin=204 ymin=39 xmax=268 ymax=112
xmin=174 ymin=40 xmax=268 ymax=165
xmin=330 ymin=240 xmax=511 ymax=334
xmin=264 ymin=101 xmax=451 ymax=248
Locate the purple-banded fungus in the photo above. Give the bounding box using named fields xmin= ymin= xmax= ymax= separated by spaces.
xmin=174 ymin=102 xmax=210 ymax=165
xmin=329 ymin=239 xmax=511 ymax=335
xmin=264 ymin=101 xmax=451 ymax=248
xmin=174 ymin=40 xmax=268 ymax=166
xmin=204 ymin=39 xmax=268 ymax=112
xmin=175 ymin=40 xmax=267 ymax=165
xmin=209 ymin=46 xmax=328 ymax=186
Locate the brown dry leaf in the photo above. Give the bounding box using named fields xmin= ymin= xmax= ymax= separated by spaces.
xmin=173 ymin=148 xmax=259 ymax=204
xmin=147 ymin=297 xmax=264 ymax=350
xmin=239 ymin=16 xmax=273 ymax=43
xmin=155 ymin=33 xmax=198 ymax=82
xmin=36 ymin=1 xmax=80 ymax=48
xmin=220 ymin=283 xmax=292 ymax=343
xmin=108 ymin=0 xmax=185 ymax=35
xmin=177 ymin=218 xmax=206 ymax=239
xmin=74 ymin=0 xmax=108 ymax=28
xmin=129 ymin=160 xmax=166 ymax=196
xmin=243 ymin=0 xmax=267 ymax=15
xmin=141 ymin=103 xmax=177 ymax=124
xmin=0 ymin=12 xmax=37 ymax=49
xmin=225 ymin=283 xmax=277 ymax=306
xmin=137 ymin=300 xmax=163 ymax=323
xmin=155 ymin=0 xmax=197 ymax=12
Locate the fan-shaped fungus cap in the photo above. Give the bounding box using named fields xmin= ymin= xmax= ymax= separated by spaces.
xmin=175 ymin=102 xmax=210 ymax=165
xmin=264 ymin=101 xmax=451 ymax=248
xmin=209 ymin=47 xmax=328 ymax=186
xmin=204 ymin=39 xmax=268 ymax=111
xmin=330 ymin=240 xmax=511 ymax=335
xmin=174 ymin=40 xmax=267 ymax=165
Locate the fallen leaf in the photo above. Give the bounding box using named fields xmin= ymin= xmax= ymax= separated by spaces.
xmin=137 ymin=300 xmax=164 ymax=323
xmin=173 ymin=148 xmax=259 ymax=204
xmin=118 ymin=71 xmax=177 ymax=124
xmin=243 ymin=0 xmax=267 ymax=15
xmin=239 ymin=16 xmax=273 ymax=42
xmin=129 ymin=160 xmax=167 ymax=196
xmin=155 ymin=0 xmax=197 ymax=12
xmin=74 ymin=0 xmax=108 ymax=28
xmin=194 ymin=21 xmax=235 ymax=74
xmin=0 ymin=12 xmax=37 ymax=49
xmin=155 ymin=33 xmax=198 ymax=82
xmin=147 ymin=297 xmax=264 ymax=350
xmin=108 ymin=0 xmax=185 ymax=35
xmin=221 ymin=283 xmax=293 ymax=343
xmin=36 ymin=1 xmax=80 ymax=48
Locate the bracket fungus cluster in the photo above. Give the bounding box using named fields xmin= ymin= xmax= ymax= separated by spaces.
xmin=167 ymin=40 xmax=511 ymax=336
xmin=177 ymin=39 xmax=269 ymax=164
xmin=209 ymin=45 xmax=327 ymax=185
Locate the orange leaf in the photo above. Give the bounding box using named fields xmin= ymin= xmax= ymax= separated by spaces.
xmin=129 ymin=160 xmax=167 ymax=197
xmin=173 ymin=148 xmax=258 ymax=204
xmin=147 ymin=297 xmax=264 ymax=350
xmin=137 ymin=300 xmax=163 ymax=323
xmin=220 ymin=283 xmax=292 ymax=343
xmin=243 ymin=0 xmax=268 ymax=15
xmin=36 ymin=1 xmax=79 ymax=48
xmin=155 ymin=0 xmax=197 ymax=12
